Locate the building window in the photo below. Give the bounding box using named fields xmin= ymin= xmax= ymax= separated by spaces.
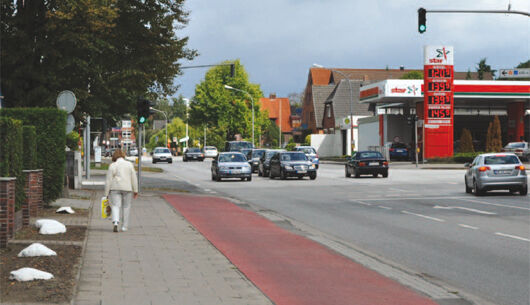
xmin=327 ymin=105 xmax=331 ymax=118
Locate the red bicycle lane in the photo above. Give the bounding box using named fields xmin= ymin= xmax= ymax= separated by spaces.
xmin=163 ymin=194 xmax=440 ymax=305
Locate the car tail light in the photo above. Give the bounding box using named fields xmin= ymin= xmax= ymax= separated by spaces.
xmin=389 ymin=148 xmax=395 ymax=152
xmin=501 ymin=148 xmax=505 ymax=152
xmin=515 ymin=165 xmax=525 ymax=171
xmin=478 ymin=166 xmax=490 ymax=172
xmin=359 ymin=162 xmax=366 ymax=167
xmin=383 ymin=161 xmax=388 ymax=166
xmin=515 ymin=149 xmax=523 ymax=153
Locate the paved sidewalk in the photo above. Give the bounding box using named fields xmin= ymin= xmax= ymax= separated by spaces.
xmin=74 ymin=192 xmax=272 ymax=305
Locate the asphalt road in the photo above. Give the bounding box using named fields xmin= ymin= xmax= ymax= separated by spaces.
xmin=146 ymin=157 xmax=530 ymax=305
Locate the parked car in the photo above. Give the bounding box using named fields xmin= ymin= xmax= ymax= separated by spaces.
xmin=240 ymin=148 xmax=252 ymax=161
xmin=345 ymin=151 xmax=389 ymax=178
xmin=249 ymin=149 xmax=266 ymax=173
xmin=129 ymin=147 xmax=138 ymax=156
xmin=269 ymin=151 xmax=317 ymax=180
xmin=152 ymin=147 xmax=173 ymax=164
xmin=224 ymin=141 xmax=253 ymax=152
xmin=258 ymin=149 xmax=284 ymax=177
xmin=203 ymin=146 xmax=218 ymax=158
xmin=501 ymin=142 xmax=530 ymax=161
xmin=464 ymin=153 xmax=527 ymax=196
xmin=389 ymin=142 xmax=409 ymax=161
xmin=183 ymin=147 xmax=204 ymax=162
xmin=211 ymin=152 xmax=252 ymax=181
xmin=294 ymin=146 xmax=319 ymax=169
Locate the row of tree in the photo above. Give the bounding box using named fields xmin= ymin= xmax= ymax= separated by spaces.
xmin=458 ymin=116 xmax=503 ymax=153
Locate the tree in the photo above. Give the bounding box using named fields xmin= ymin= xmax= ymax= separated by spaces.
xmin=485 ymin=116 xmax=502 ymax=152
xmin=476 ymin=58 xmax=496 ymax=80
xmin=400 ymin=71 xmax=423 ymax=79
xmin=261 ymin=120 xmax=279 ymax=148
xmin=465 ymin=69 xmax=472 ymax=80
xmin=1 ymin=0 xmax=197 ymax=122
xmin=516 ymin=60 xmax=530 ymax=68
xmin=190 ymin=60 xmax=266 ymax=143
xmin=458 ymin=128 xmax=474 ymax=153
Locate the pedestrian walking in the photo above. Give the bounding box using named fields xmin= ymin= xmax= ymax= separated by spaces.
xmin=104 ymin=149 xmax=138 ymax=232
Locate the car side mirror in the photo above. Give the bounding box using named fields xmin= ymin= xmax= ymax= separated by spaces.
xmin=464 ymin=162 xmax=470 ymax=168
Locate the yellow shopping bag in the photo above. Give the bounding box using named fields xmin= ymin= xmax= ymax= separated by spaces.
xmin=101 ymin=197 xmax=111 ymax=219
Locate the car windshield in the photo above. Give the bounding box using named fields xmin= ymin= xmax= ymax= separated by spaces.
xmin=281 ymin=153 xmax=307 ymax=161
xmin=188 ymin=148 xmax=201 ymax=153
xmin=155 ymin=148 xmax=170 ymax=153
xmin=252 ymin=150 xmax=265 ymax=158
xmin=219 ymin=153 xmax=246 ymax=163
xmin=359 ymin=152 xmax=383 ymax=159
xmin=505 ymin=142 xmax=525 ymax=148
xmin=483 ymin=155 xmax=519 ymax=165
xmin=205 ymin=147 xmax=216 ymax=151
xmin=228 ymin=141 xmax=253 ymax=151
xmin=297 ymin=147 xmax=316 ymax=154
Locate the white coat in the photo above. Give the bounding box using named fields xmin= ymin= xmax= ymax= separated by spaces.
xmin=104 ymin=158 xmax=138 ymax=197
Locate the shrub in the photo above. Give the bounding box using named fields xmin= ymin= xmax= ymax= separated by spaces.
xmin=66 ymin=131 xmax=80 ymax=151
xmin=0 ymin=108 xmax=67 ymax=203
xmin=22 ymin=125 xmax=37 ymax=170
xmin=458 ymin=128 xmax=474 ymax=153
xmin=304 ymin=134 xmax=311 ymax=146
xmin=0 ymin=117 xmax=25 ymax=211
xmin=453 ymin=152 xmax=484 ymax=163
xmin=486 ymin=116 xmax=502 ymax=152
xmin=285 ymin=139 xmax=296 ymax=151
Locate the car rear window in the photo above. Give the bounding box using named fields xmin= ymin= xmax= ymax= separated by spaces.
xmin=155 ymin=148 xmax=170 ymax=153
xmin=391 ymin=143 xmax=407 ymax=149
xmin=219 ymin=153 xmax=246 ymax=162
xmin=280 ymin=153 xmax=307 ymax=161
xmin=188 ymin=148 xmax=200 ymax=152
xmin=505 ymin=142 xmax=525 ymax=149
xmin=484 ymin=155 xmax=519 ymax=165
xmin=252 ymin=150 xmax=265 ymax=158
xmin=297 ymin=147 xmax=316 ymax=154
xmin=359 ymin=152 xmax=383 ymax=159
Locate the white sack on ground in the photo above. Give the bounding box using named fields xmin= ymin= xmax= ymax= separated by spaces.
xmin=56 ymin=206 xmax=75 ymax=214
xmin=9 ymin=267 xmax=54 ymax=281
xmin=35 ymin=219 xmax=66 ymax=234
xmin=17 ymin=243 xmax=57 ymax=257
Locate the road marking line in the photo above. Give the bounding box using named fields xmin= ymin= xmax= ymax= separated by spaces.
xmin=378 ymin=206 xmax=392 ymax=210
xmin=494 ymin=232 xmax=530 ymax=242
xmin=460 ymin=198 xmax=530 ymax=211
xmin=433 ymin=205 xmax=496 ymax=215
xmin=350 ymin=200 xmax=372 ymax=206
xmin=458 ymin=224 xmax=479 ymax=230
xmin=401 ymin=210 xmax=445 ymax=222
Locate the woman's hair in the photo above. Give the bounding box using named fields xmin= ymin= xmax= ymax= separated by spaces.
xmin=112 ymin=149 xmax=126 ymax=162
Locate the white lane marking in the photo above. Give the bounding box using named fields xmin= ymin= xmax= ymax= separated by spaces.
xmin=494 ymin=232 xmax=530 ymax=242
xmin=433 ymin=205 xmax=496 ymax=215
xmin=350 ymin=200 xmax=372 ymax=206
xmin=389 ymin=188 xmax=410 ymax=192
xmin=460 ymin=198 xmax=530 ymax=211
xmin=401 ymin=210 xmax=445 ymax=222
xmin=448 ymin=182 xmax=458 ymax=185
xmin=378 ymin=206 xmax=392 ymax=210
xmin=458 ymin=224 xmax=479 ymax=230
xmin=203 ymin=188 xmax=212 ymax=192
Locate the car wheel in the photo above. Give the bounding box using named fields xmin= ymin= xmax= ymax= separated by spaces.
xmin=215 ymin=173 xmax=221 ymax=182
xmin=465 ymin=177 xmax=472 ymax=194
xmin=258 ymin=168 xmax=263 ymax=176
xmin=345 ymin=165 xmax=351 ymax=178
xmin=247 ymin=176 xmax=252 ymax=182
xmin=241 ymin=178 xmax=245 ymax=181
xmin=354 ymin=168 xmax=360 ymax=178
xmin=168 ymin=160 xmax=172 ymax=164
xmin=211 ymin=173 xmax=215 ymax=181
xmin=152 ymin=160 xmax=156 ymax=164
xmin=372 ymin=173 xmax=378 ymax=178
xmin=298 ymin=176 xmax=303 ymax=180
xmin=280 ymin=169 xmax=287 ymax=180
xmin=382 ymin=171 xmax=388 ymax=178
xmin=309 ymin=172 xmax=317 ymax=180
xmin=473 ymin=179 xmax=484 ymax=196
xmin=264 ymin=169 xmax=269 ymax=177
xmin=520 ymin=185 xmax=528 ymax=195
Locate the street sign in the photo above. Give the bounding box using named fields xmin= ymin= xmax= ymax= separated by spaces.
xmin=66 ymin=114 xmax=75 ymax=134
xmin=179 ymin=136 xmax=189 ymax=143
xmin=56 ymin=90 xmax=77 ymax=113
xmin=498 ymin=68 xmax=530 ymax=79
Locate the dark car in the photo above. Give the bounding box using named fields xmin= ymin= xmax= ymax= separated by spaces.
xmin=269 ymin=151 xmax=317 ymax=180
xmin=389 ymin=142 xmax=409 ymax=161
xmin=211 ymin=152 xmax=252 ymax=181
xmin=224 ymin=141 xmax=254 ymax=152
xmin=249 ymin=149 xmax=266 ymax=173
xmin=183 ymin=147 xmax=204 ymax=162
xmin=345 ymin=151 xmax=389 ymax=178
xmin=258 ymin=149 xmax=284 ymax=177
xmin=240 ymin=148 xmax=252 ymax=162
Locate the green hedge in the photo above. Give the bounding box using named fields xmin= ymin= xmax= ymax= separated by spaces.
xmin=66 ymin=131 xmax=80 ymax=151
xmin=23 ymin=126 xmax=37 ymax=170
xmin=0 ymin=108 xmax=67 ymax=203
xmin=0 ymin=117 xmax=25 ymax=211
xmin=453 ymin=152 xmax=484 ymax=163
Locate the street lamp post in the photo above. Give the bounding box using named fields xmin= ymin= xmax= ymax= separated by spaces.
xmin=150 ymin=107 xmax=168 ymax=148
xmin=313 ymin=64 xmax=354 ymax=154
xmin=183 ymin=98 xmax=190 ymax=149
xmin=224 ymin=85 xmax=255 ymax=147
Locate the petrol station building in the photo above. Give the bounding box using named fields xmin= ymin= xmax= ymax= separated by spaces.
xmin=358 ymin=79 xmax=530 ymax=158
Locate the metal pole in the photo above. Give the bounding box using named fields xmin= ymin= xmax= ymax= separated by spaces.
xmin=414 ymin=117 xmax=418 ymax=168
xmin=138 ymin=127 xmax=142 ymax=192
xmin=86 ymin=116 xmax=91 ymax=179
xmin=279 ymin=99 xmax=282 ymax=148
xmin=427 ymin=9 xmax=530 ymax=17
xmin=250 ymin=95 xmax=254 ymax=148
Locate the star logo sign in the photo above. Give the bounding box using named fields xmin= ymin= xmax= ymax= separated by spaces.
xmin=407 ymin=85 xmax=419 ymax=95
xmin=436 ymin=47 xmax=450 ymax=60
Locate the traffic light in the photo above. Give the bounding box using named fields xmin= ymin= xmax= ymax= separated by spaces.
xmin=418 ymin=8 xmax=427 ymax=34
xmin=136 ymin=98 xmax=152 ymax=124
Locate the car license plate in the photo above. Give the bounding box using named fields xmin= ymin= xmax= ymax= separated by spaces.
xmin=231 ymin=170 xmax=241 ymax=174
xmin=160 ymin=157 xmax=166 ymax=159
xmin=297 ymin=170 xmax=307 ymax=174
xmin=369 ymin=162 xmax=379 ymax=166
xmin=494 ymin=170 xmax=511 ymax=175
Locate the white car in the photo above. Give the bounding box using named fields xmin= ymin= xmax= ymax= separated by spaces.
xmin=152 ymin=147 xmax=173 ymax=164
xmin=203 ymin=146 xmax=218 ymax=158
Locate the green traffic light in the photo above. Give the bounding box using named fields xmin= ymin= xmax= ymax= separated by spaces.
xmin=419 ymin=24 xmax=426 ymax=33
xmin=139 ymin=116 xmax=146 ymax=124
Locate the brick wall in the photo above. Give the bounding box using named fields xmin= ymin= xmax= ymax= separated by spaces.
xmin=23 ymin=170 xmax=43 ymax=227
xmin=0 ymin=177 xmax=16 ymax=248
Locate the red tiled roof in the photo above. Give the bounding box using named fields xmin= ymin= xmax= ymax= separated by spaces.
xmin=310 ymin=68 xmax=332 ymax=85
xmin=259 ymin=97 xmax=292 ymax=133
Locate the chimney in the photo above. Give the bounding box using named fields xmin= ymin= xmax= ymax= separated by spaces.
xmin=269 ymin=93 xmax=276 ymax=99
xmin=400 ymin=65 xmax=404 ymax=71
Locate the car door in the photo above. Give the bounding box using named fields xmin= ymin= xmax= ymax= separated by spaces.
xmin=211 ymin=157 xmax=218 ymax=175
xmin=465 ymin=156 xmax=479 ymax=184
xmin=270 ymin=153 xmax=280 ymax=176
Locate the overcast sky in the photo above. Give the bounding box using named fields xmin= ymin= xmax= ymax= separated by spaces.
xmin=174 ymin=0 xmax=529 ymax=99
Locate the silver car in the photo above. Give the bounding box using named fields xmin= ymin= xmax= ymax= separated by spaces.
xmin=464 ymin=153 xmax=527 ymax=196
xmin=502 ymin=142 xmax=530 ymax=161
xmin=211 ymin=152 xmax=252 ymax=181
